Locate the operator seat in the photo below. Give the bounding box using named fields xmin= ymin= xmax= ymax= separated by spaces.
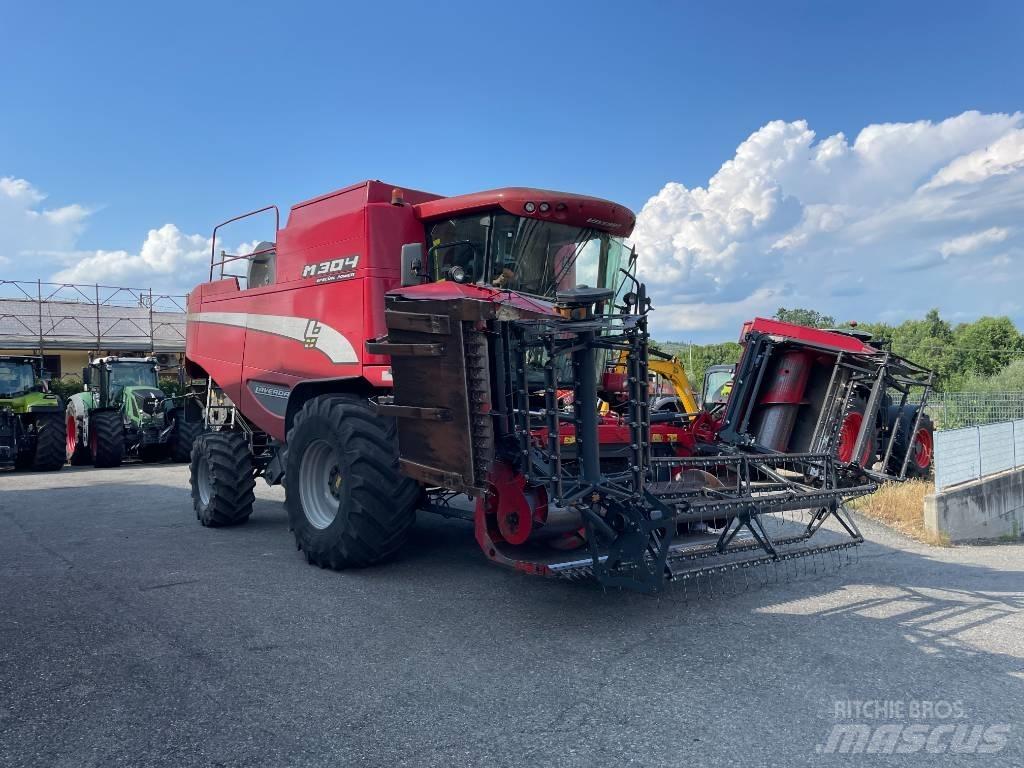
xmin=247 ymin=241 xmax=277 ymax=288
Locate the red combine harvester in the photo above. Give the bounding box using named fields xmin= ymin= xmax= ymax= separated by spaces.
xmin=184 ymin=181 xmax=933 ymax=593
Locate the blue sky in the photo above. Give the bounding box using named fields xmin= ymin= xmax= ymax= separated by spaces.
xmin=1 ymin=1 xmax=1022 ymax=340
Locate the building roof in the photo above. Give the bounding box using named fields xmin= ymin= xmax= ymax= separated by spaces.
xmin=0 ymin=297 xmax=185 ymax=352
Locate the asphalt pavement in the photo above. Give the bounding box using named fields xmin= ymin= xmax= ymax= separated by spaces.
xmin=1 ymin=463 xmax=1022 ymax=767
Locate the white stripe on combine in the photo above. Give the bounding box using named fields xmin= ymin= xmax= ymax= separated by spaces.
xmin=187 ymin=311 xmax=358 ymax=364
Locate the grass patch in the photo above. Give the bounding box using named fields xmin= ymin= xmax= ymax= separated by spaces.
xmin=847 ymin=479 xmax=950 ymax=547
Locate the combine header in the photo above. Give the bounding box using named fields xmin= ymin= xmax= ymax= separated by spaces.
xmin=183 ymin=181 xmax=933 ymax=593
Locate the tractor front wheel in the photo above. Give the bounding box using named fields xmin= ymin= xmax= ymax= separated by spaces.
xmin=89 ymin=410 xmax=125 ymax=468
xmin=189 ymin=431 xmax=254 ymax=527
xmin=285 ymin=394 xmax=419 ymax=569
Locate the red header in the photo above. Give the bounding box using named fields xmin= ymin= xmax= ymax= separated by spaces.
xmin=741 ymin=318 xmax=877 ymax=354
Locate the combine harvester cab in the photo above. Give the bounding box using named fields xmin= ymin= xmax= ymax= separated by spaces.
xmin=184 ymin=181 xmax=934 ymax=594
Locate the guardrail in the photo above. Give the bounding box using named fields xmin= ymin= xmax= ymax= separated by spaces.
xmin=933 ymin=419 xmax=1024 ymax=491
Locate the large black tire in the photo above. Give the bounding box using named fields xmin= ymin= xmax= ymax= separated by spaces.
xmin=285 ymin=394 xmax=419 ymax=569
xmin=31 ymin=413 xmax=65 ymax=471
xmin=190 ymin=431 xmax=254 ymax=527
xmin=89 ymin=409 xmax=125 ymax=468
xmin=887 ymin=407 xmax=934 ymax=478
xmin=169 ymin=409 xmax=204 ymax=463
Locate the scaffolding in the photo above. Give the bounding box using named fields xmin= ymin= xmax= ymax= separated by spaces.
xmin=0 ymin=280 xmax=187 ymax=354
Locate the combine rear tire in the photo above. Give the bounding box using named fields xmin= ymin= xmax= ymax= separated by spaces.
xmin=285 ymin=394 xmax=418 ymax=569
xmin=89 ymin=410 xmax=124 ymax=468
xmin=31 ymin=413 xmax=65 ymax=471
xmin=169 ymin=409 xmax=204 ymax=463
xmin=190 ymin=431 xmax=254 ymax=527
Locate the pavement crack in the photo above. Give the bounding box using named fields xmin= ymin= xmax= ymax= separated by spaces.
xmin=138 ymin=578 xmax=202 ymax=591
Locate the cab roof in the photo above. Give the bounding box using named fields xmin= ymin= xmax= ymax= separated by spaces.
xmin=414 ymin=187 xmax=636 ymax=237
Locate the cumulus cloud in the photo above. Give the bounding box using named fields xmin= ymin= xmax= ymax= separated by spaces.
xmin=0 ymin=176 xmax=91 ymax=267
xmin=53 ymin=224 xmax=212 ymax=286
xmin=632 ymin=111 xmax=1024 ymax=338
xmin=0 ymin=176 xmax=252 ymax=293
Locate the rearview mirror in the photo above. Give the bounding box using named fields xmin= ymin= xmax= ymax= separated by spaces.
xmin=82 ymin=367 xmax=91 ymax=385
xmin=400 ymin=243 xmax=426 ymax=287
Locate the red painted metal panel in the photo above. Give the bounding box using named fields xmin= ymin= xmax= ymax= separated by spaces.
xmin=414 ymin=187 xmax=636 ymax=236
xmin=742 ymin=317 xmax=876 ymax=354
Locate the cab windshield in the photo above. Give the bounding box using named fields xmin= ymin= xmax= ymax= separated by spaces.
xmin=703 ymin=368 xmax=734 ymax=406
xmin=0 ymin=362 xmax=35 ymax=398
xmin=108 ymin=362 xmax=159 ymax=404
xmin=427 ymin=213 xmax=630 ymax=300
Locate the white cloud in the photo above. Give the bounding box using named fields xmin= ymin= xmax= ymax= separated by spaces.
xmin=53 ymin=224 xmax=212 ymax=286
xmin=0 ymin=176 xmax=250 ymax=293
xmin=0 ymin=176 xmax=91 ymax=264
xmin=939 ymin=227 xmax=1009 ymax=258
xmin=632 ymin=111 xmax=1024 ymax=339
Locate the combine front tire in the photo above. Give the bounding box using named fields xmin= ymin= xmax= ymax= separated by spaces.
xmin=31 ymin=413 xmax=65 ymax=471
xmin=89 ymin=410 xmax=124 ymax=468
xmin=190 ymin=431 xmax=254 ymax=527
xmin=285 ymin=395 xmax=418 ymax=569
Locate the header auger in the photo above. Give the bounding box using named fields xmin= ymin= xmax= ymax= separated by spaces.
xmin=183 ymin=180 xmax=934 ymax=594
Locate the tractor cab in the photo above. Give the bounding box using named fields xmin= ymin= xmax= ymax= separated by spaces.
xmin=0 ymin=357 xmax=42 ymax=401
xmin=701 ymin=364 xmax=736 ymax=408
xmin=84 ymin=357 xmax=162 ymax=410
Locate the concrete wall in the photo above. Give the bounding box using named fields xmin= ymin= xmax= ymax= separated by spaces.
xmin=925 ymin=467 xmax=1024 ymax=542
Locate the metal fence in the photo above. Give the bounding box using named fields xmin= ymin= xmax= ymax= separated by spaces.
xmin=924 ymin=391 xmax=1024 ymax=429
xmin=933 ymin=419 xmax=1024 ymax=491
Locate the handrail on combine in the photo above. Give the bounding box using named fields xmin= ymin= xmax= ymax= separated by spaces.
xmin=209 ymin=205 xmax=280 ymax=281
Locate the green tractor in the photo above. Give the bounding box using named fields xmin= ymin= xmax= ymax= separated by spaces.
xmin=65 ymin=356 xmax=202 ymax=467
xmin=0 ymin=355 xmax=65 ymax=471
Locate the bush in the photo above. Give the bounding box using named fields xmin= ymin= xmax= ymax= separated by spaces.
xmin=47 ymin=377 xmax=85 ymax=403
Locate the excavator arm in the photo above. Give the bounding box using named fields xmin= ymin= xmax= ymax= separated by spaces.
xmin=613 ymin=349 xmax=701 ymax=414
xmin=647 ymin=355 xmax=701 ymax=413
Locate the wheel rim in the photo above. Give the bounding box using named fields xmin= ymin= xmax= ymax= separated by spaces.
xmin=913 ymin=427 xmax=933 ymax=470
xmin=837 ymin=412 xmax=864 ymax=464
xmin=299 ymin=439 xmax=343 ymax=530
xmin=66 ymin=412 xmax=77 ymax=456
xmin=196 ymin=451 xmax=213 ymax=506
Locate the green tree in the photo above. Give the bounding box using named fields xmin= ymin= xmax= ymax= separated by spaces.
xmin=773 ymin=307 xmax=837 ymax=329
xmin=951 ymin=316 xmax=1024 ymax=378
